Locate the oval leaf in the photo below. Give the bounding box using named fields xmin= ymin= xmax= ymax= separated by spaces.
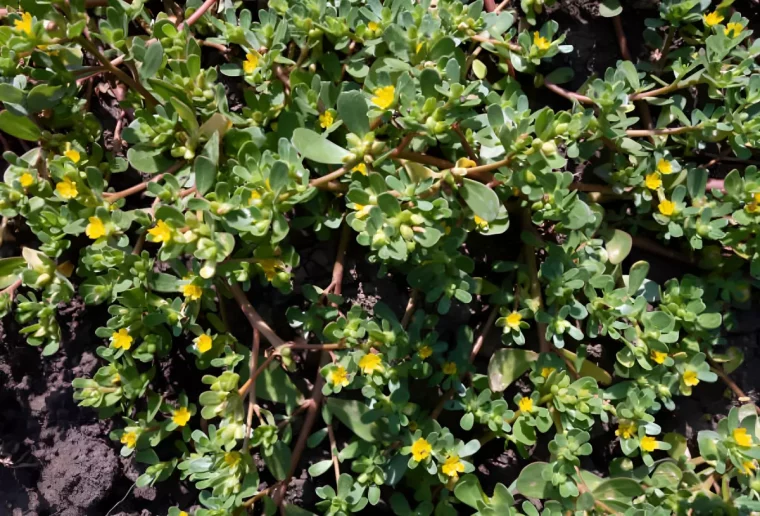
xmin=462 ymin=178 xmax=500 ymax=222
xmin=292 ymin=128 xmax=350 ymax=164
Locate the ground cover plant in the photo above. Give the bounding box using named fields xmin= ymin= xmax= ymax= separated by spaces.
xmin=4 ymin=0 xmax=760 ymax=514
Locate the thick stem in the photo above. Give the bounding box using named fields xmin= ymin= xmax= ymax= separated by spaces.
xmin=544 ymin=81 xmax=594 ymax=105
xmin=393 ymin=151 xmax=454 ymax=170
xmin=612 ymin=16 xmax=631 ymax=61
xmin=226 ymin=282 xmax=287 ymax=348
xmin=104 ymin=161 xmax=186 ymax=202
xmin=327 ymin=423 xmax=341 ymax=484
xmin=626 ymin=125 xmax=699 ymax=137
xmin=309 ymin=167 xmax=346 ymax=188
xmin=243 ymin=329 xmax=262 ymax=450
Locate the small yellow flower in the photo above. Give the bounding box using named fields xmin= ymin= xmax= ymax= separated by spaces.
xmin=418 ymin=345 xmax=433 ymax=359
xmin=533 ymin=32 xmax=551 ymax=51
xmin=657 ymin=159 xmax=672 ymax=175
xmin=703 ymin=11 xmax=724 ymax=27
xmin=725 ymin=22 xmax=744 ymax=37
xmin=56 ymin=177 xmax=78 ymax=200
xmin=19 ymin=173 xmax=34 ymax=188
xmin=658 ymin=199 xmax=675 ymax=216
xmin=172 ymin=406 xmax=191 ymax=427
xmin=195 ymin=334 xmax=213 ymax=354
xmin=147 ymin=220 xmax=172 ymax=243
xmin=473 ymin=215 xmax=488 ymax=230
xmin=518 ymin=396 xmax=533 ymax=412
xmin=368 ymin=21 xmax=380 ymax=31
xmin=257 ymin=258 xmax=282 ymax=281
xmin=640 ymin=436 xmax=657 ymax=452
xmin=615 ymin=420 xmax=636 ymax=440
xmin=456 ymin=158 xmax=477 ymax=169
xmin=442 ymin=362 xmax=457 ymax=375
xmin=505 ymin=312 xmax=522 ymax=331
xmin=85 ymin=216 xmax=107 ymax=239
xmin=64 ymin=143 xmax=81 ymax=164
xmin=179 ymin=512 xmax=189 ymax=516
xmin=371 ymin=85 xmax=395 ymax=110
xmin=243 ymin=53 xmax=259 ymax=74
xmin=319 ymin=111 xmax=334 ymax=129
xmin=182 ymin=283 xmax=203 ymax=301
xmin=540 ymin=367 xmax=555 ymax=378
xmin=416 ymin=41 xmax=424 ymax=53
xmin=741 ymin=460 xmax=757 ymax=475
xmin=754 ymin=193 xmax=760 ymax=203
xmin=111 ymin=328 xmax=133 ymax=350
xmin=359 ymin=353 xmax=383 ymax=374
xmin=411 ymin=437 xmax=432 ymax=461
xmin=224 ymin=451 xmax=242 ymax=468
xmin=746 ymin=202 xmax=760 ymax=214
xmin=683 ymin=370 xmax=699 ymax=387
xmin=734 ymin=427 xmax=753 ymax=448
xmin=441 ymin=455 xmax=465 ymax=479
xmin=352 ymin=163 xmax=368 ymax=175
xmin=120 ymin=431 xmax=137 ymax=449
xmin=328 ymin=366 xmax=350 ymax=387
xmin=650 ymin=350 xmax=667 ymax=364
xmin=645 ymin=172 xmax=662 ymax=190
xmin=14 ymin=12 xmax=33 ymax=36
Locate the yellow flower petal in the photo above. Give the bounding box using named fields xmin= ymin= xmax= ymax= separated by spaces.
xmin=658 ymin=199 xmax=675 ymax=216
xmin=14 ymin=12 xmax=33 ymax=36
xmin=518 ymin=397 xmax=533 ymax=412
xmin=418 ymin=345 xmax=433 ymax=359
xmin=195 ymin=334 xmax=213 ymax=354
xmin=64 ymin=143 xmax=81 ymax=164
xmin=85 ymin=216 xmax=107 ymax=239
xmin=328 ymin=366 xmax=350 ymax=387
xmin=182 ymin=283 xmax=203 ymax=301
xmin=319 ymin=111 xmax=334 ymax=129
xmin=650 ymin=350 xmax=667 ymax=364
xmin=352 ymin=163 xmax=368 ymax=175
xmin=505 ymin=311 xmax=522 ymax=330
xmin=243 ymin=53 xmax=259 ymax=74
xmin=441 ymin=455 xmax=465 ymax=479
xmin=19 ymin=173 xmax=34 ymax=188
xmin=411 ymin=437 xmax=432 ymax=461
xmin=56 ymin=177 xmax=78 ymax=200
xmin=147 ymin=220 xmax=172 ymax=243
xmin=703 ymin=11 xmax=724 ymax=27
xmin=442 ymin=362 xmax=457 ymax=375
xmin=645 ymin=172 xmax=662 ymax=190
xmin=533 ymin=32 xmax=550 ymax=51
xmin=615 ymin=420 xmax=636 ymax=440
xmin=371 ymin=85 xmax=395 ymax=110
xmin=111 ymin=328 xmax=133 ymax=350
xmin=172 ymin=406 xmax=191 ymax=426
xmin=734 ymin=427 xmax=753 ymax=448
xmin=683 ymin=370 xmax=699 ymax=387
xmin=640 ymin=436 xmax=657 ymax=452
xmin=725 ymin=22 xmax=744 ymax=37
xmin=656 ymin=159 xmax=672 ymax=175
xmin=358 ymin=353 xmax=383 ymax=374
xmin=120 ymin=431 xmax=137 ymax=448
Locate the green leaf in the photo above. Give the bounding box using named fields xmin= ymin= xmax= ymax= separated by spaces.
xmin=663 ymin=432 xmax=688 ymax=459
xmin=0 ymin=111 xmax=40 ymax=141
xmin=264 ymin=441 xmax=291 ymax=481
xmin=545 ymin=67 xmax=574 ymax=85
xmin=27 ymin=84 xmax=65 ymax=113
xmin=337 ymin=90 xmax=369 ymax=136
xmin=472 ymin=59 xmax=487 ymax=80
xmin=605 ymin=229 xmax=632 ymax=265
xmin=308 ymin=459 xmax=333 ymax=478
xmin=292 ymin=128 xmax=350 ymax=164
xmin=254 ymin=356 xmax=304 ymax=410
xmin=516 ymin=462 xmax=555 ymax=498
xmin=599 ymin=0 xmax=622 ymax=17
xmin=461 ymin=178 xmax=500 ymax=222
xmin=141 ymin=42 xmax=164 ymax=79
xmin=454 ymin=474 xmax=487 ymax=509
xmin=724 ymin=169 xmax=741 ymax=197
xmin=127 ymin=146 xmax=174 ymax=174
xmin=559 ymin=349 xmax=612 ymax=386
xmin=591 ymin=478 xmax=644 ymax=502
xmin=0 ymin=257 xmax=25 ymax=277
xmin=148 ymin=272 xmax=181 ymax=292
xmin=626 ymin=261 xmax=649 ymax=296
xmin=326 ymin=398 xmax=386 ymax=442
xmin=697 ymin=312 xmax=722 ymax=330
xmin=0 ymin=83 xmax=25 ymax=104
xmin=194 ymin=131 xmax=219 ymax=195
xmin=488 ymin=348 xmax=538 ymax=392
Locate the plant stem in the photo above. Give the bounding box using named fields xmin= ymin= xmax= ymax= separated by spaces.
xmin=452 ymin=123 xmax=479 ymax=164
xmin=625 ymin=125 xmax=700 ymax=137
xmin=309 ymin=167 xmax=347 ymax=188
xmin=393 ymin=151 xmax=454 ymax=170
xmin=76 ymin=37 xmax=159 ymax=109
xmin=243 ymin=329 xmax=262 ymax=450
xmin=226 ymin=281 xmax=287 ymax=348
xmin=709 ymin=359 xmax=760 ymax=414
xmin=327 ymin=423 xmax=341 ymax=484
xmin=401 ymin=290 xmax=419 ymax=329
xmin=522 ymin=208 xmax=549 ymax=353
xmin=543 ymin=81 xmax=594 ymax=105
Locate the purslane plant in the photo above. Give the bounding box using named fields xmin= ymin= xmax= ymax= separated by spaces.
xmin=2 ymin=0 xmax=760 ymax=514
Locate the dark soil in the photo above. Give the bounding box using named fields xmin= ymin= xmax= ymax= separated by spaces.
xmin=3 ymin=2 xmax=760 ymax=515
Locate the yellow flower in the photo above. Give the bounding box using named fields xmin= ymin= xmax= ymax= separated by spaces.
xmin=371 ymin=85 xmax=395 ymax=110
xmin=741 ymin=460 xmax=757 ymax=475
xmin=14 ymin=12 xmax=33 ymax=36
xmin=368 ymin=21 xmax=380 ymax=31
xmin=19 ymin=173 xmax=34 ymax=188
xmin=615 ymin=420 xmax=636 ymax=440
xmin=650 ymin=350 xmax=667 ymax=364
xmin=725 ymin=22 xmax=744 ymax=37
xmin=505 ymin=311 xmax=522 ymax=330
xmin=645 ymin=172 xmax=662 ymax=190
xmin=328 ymin=366 xmax=350 ymax=387
xmin=533 ymin=32 xmax=550 ymax=51
xmin=518 ymin=396 xmax=533 ymax=413
xmin=441 ymin=455 xmax=465 ymax=479
xmin=319 ymin=111 xmax=334 ymax=129
xmin=657 ymin=159 xmax=672 ymax=175
xmin=120 ymin=431 xmax=137 ymax=449
xmin=64 ymin=143 xmax=81 ymax=164
xmin=746 ymin=202 xmax=760 ymax=214
xmin=754 ymin=193 xmax=760 ymax=204
xmin=640 ymin=436 xmax=657 ymax=452
xmin=111 ymin=328 xmax=133 ymax=350
xmin=442 ymin=362 xmax=457 ymax=375
xmin=243 ymin=53 xmax=259 ymax=74
xmin=85 ymin=216 xmax=107 ymax=239
xmin=179 ymin=512 xmax=189 ymax=516
xmin=457 ymin=158 xmax=477 ymax=169
xmin=540 ymin=367 xmax=555 ymax=378
xmin=172 ymin=406 xmax=191 ymax=426
xmin=683 ymin=370 xmax=699 ymax=387
xmin=182 ymin=283 xmax=203 ymax=301
xmin=195 ymin=334 xmax=213 ymax=354
xmin=56 ymin=177 xmax=78 ymax=199
xmin=658 ymin=199 xmax=675 ymax=216
xmin=734 ymin=427 xmax=753 ymax=448
xmin=411 ymin=437 xmax=432 ymax=461
xmin=148 ymin=220 xmax=172 ymax=243
xmin=352 ymin=163 xmax=368 ymax=175
xmin=257 ymin=258 xmax=282 ymax=281
xmin=249 ymin=190 xmax=262 ymax=205
xmin=359 ymin=353 xmax=383 ymax=374
xmin=416 ymin=42 xmax=424 ymax=53
xmin=224 ymin=451 xmax=242 ymax=468
xmin=418 ymin=345 xmax=433 ymax=359
xmin=703 ymin=11 xmax=724 ymax=27
xmin=473 ymin=215 xmax=488 ymax=230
